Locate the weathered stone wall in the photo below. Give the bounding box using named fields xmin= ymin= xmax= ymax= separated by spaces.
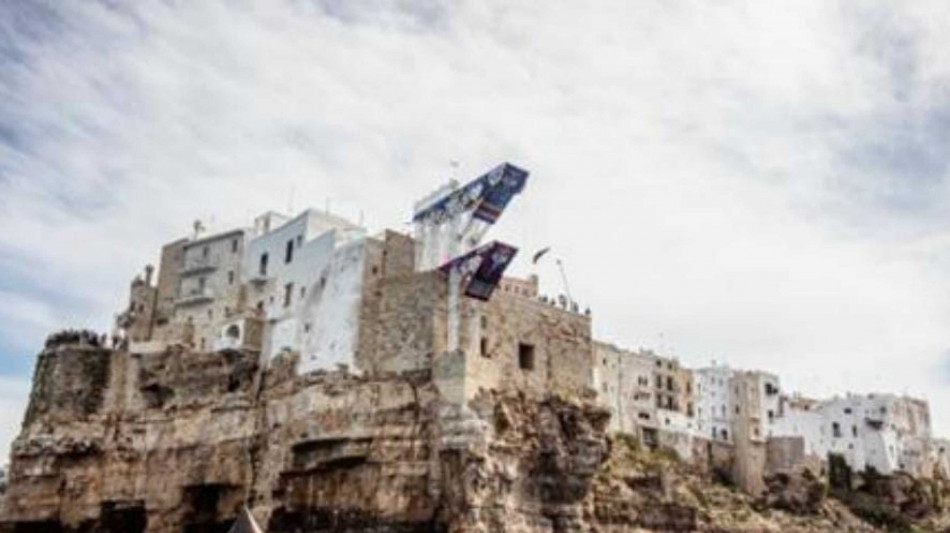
xmin=1 ymin=343 xmax=612 ymax=533
xmin=461 ymin=291 xmax=593 ymax=401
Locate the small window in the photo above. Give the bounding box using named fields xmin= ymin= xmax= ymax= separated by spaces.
xmin=844 ymin=408 xmax=852 ymax=415
xmin=202 ymin=245 xmax=209 ymax=258
xmin=259 ymin=253 xmax=269 ymax=276
xmin=372 ymin=266 xmax=379 ymax=275
xmin=480 ymin=337 xmax=489 ymax=358
xmin=852 ymin=425 xmax=858 ymax=437
xmin=284 ymin=283 xmax=294 ymax=307
xmin=518 ymin=342 xmax=535 ymax=370
xmin=304 ymin=322 xmax=311 ymax=333
xmin=231 ymin=239 xmax=239 ymax=253
xmin=480 ymin=316 xmax=488 ymax=329
xmin=228 ymin=270 xmax=235 ymax=285
xmin=285 ymin=239 xmax=294 ymax=263
xmin=832 ymin=422 xmax=842 ymax=438
xmin=296 ymin=235 xmax=303 ymax=248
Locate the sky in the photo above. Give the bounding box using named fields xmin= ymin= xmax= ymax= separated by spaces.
xmin=2 ymin=1 xmax=950 ymax=460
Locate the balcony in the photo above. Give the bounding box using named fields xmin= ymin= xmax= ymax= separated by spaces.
xmin=176 ymin=287 xmax=214 ymax=306
xmin=180 ymin=255 xmax=218 ymax=276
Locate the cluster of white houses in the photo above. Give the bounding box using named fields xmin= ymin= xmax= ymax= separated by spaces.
xmin=116 ymin=162 xmax=949 ymax=494
xmin=593 ymin=341 xmax=949 ymax=482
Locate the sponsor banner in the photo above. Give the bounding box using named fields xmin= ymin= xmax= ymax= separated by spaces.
xmin=440 ymin=241 xmax=518 ymax=301
xmin=413 ymin=162 xmax=529 ymax=224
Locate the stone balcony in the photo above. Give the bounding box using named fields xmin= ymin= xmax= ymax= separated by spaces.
xmin=176 ymin=287 xmax=214 ymax=306
xmin=179 ymin=255 xmax=218 ymax=276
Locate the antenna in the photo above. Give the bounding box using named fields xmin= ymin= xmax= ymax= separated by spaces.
xmin=556 ymin=258 xmax=573 ymax=306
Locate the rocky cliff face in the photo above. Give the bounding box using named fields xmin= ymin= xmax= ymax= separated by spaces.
xmin=2 ymin=343 xmax=948 ymax=532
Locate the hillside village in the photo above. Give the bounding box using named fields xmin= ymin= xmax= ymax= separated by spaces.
xmin=114 ymin=162 xmax=948 ymax=494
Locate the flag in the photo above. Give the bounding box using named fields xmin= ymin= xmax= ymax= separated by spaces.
xmin=532 ymin=247 xmax=551 ymax=264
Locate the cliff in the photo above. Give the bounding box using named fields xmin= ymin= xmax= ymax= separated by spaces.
xmin=2 ymin=342 xmax=948 ymax=532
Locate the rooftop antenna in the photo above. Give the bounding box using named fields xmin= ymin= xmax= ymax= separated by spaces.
xmin=555 ymin=258 xmax=573 ymax=306
xmin=192 ymin=219 xmax=205 ymax=239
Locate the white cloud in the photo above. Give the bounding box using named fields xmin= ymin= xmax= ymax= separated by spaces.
xmin=2 ymin=0 xmax=950 ymax=454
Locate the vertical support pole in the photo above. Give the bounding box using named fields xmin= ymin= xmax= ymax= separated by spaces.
xmin=447 ymin=267 xmax=461 ymax=353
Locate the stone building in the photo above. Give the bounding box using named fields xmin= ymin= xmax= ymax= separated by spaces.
xmin=592 ymin=342 xmax=655 ymax=434
xmin=173 ymin=228 xmax=247 ymax=351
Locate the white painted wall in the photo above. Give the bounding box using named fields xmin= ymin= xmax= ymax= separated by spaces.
xmin=297 ymin=240 xmax=366 ymax=374
xmin=696 ymin=365 xmax=734 ymax=443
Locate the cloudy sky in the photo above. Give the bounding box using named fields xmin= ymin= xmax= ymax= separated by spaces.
xmin=2 ymin=1 xmax=950 ymax=459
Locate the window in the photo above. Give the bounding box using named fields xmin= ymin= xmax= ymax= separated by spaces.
xmin=259 ymin=253 xmax=269 ymax=276
xmin=284 ymin=283 xmax=294 ymax=307
xmin=768 ymin=410 xmax=774 ymax=422
xmin=228 ymin=270 xmax=235 ymax=285
xmin=296 ymin=235 xmax=303 ymax=248
xmin=844 ymin=408 xmax=852 ymax=415
xmin=656 ymin=375 xmax=663 ymax=388
xmin=638 ymin=412 xmax=650 ymax=420
xmin=285 ymin=239 xmax=294 ymax=263
xmin=832 ymin=422 xmax=842 ymax=438
xmin=481 ymin=316 xmax=488 ymax=329
xmin=721 ymin=429 xmax=728 ymax=440
xmin=480 ymin=337 xmax=489 ymax=358
xmin=202 ymin=245 xmax=209 ymax=258
xmin=518 ymin=343 xmax=535 ymax=370
xmin=666 ymin=376 xmax=674 ymax=391
xmin=852 ymin=425 xmax=858 ymax=437
xmin=231 ymin=239 xmax=239 ymax=253
xmin=198 ymin=276 xmax=206 ymax=292
xmin=300 ymin=286 xmax=306 ymax=298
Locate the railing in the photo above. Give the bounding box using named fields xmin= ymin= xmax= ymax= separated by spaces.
xmin=180 ymin=255 xmax=218 ymax=275
xmin=176 ymin=287 xmax=214 ymax=306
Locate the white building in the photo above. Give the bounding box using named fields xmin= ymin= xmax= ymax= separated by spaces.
xmin=241 ymin=209 xmax=367 ymax=372
xmin=696 ymin=364 xmax=735 ymax=443
xmin=772 ymin=393 xmax=933 ymax=476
